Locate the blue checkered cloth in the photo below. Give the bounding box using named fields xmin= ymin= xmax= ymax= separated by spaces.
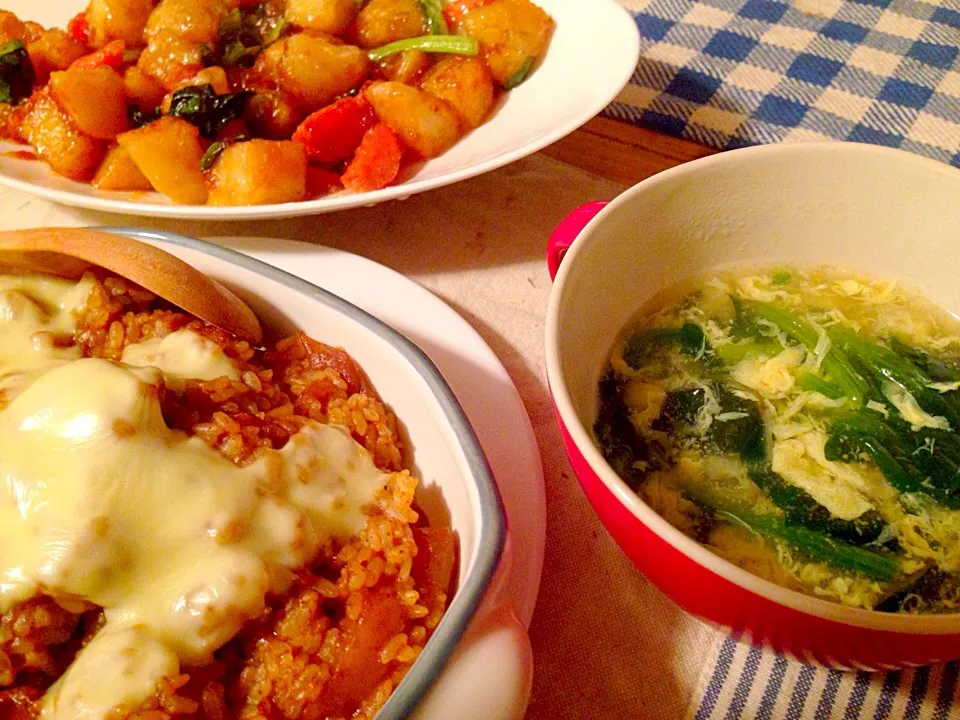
xmin=605 ymin=0 xmax=960 ymax=166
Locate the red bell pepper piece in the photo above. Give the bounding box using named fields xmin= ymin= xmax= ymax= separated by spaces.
xmin=341 ymin=123 xmax=402 ymax=193
xmin=67 ymin=11 xmax=90 ymax=47
xmin=306 ymin=166 xmax=343 ymax=197
xmin=69 ymin=39 xmax=126 ymax=71
xmin=292 ymin=95 xmax=377 ymax=164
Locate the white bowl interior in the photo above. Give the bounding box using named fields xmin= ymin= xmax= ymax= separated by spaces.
xmin=549 ymin=143 xmax=960 ymax=633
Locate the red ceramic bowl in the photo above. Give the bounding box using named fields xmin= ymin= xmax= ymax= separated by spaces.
xmin=544 ymin=143 xmax=960 ymax=670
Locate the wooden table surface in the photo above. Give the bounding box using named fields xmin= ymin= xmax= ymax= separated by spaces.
xmin=541 ymin=117 xmax=716 ymax=187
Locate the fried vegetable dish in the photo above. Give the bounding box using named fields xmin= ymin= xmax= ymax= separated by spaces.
xmin=0 ymin=0 xmax=553 ymax=204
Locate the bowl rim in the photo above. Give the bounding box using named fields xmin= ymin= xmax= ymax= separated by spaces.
xmin=545 ymin=141 xmax=960 ymax=635
xmin=103 ymin=227 xmax=508 ymax=718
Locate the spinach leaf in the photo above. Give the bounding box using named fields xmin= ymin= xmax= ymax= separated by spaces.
xmin=128 ymin=104 xmax=161 ymax=128
xmin=826 ymin=410 xmax=960 ymax=510
xmin=622 ymin=322 xmax=712 ymax=370
xmin=167 ymin=84 xmax=251 ymax=140
xmin=594 ymin=371 xmax=671 ymax=486
xmin=214 ymin=5 xmax=290 ymax=67
xmin=742 ymin=420 xmax=887 ymax=545
xmin=683 ymin=483 xmax=900 ymax=582
xmin=0 ymin=40 xmax=35 ymax=105
xmin=200 ymin=134 xmax=247 ymax=171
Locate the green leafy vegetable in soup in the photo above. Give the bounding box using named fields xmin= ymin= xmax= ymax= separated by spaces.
xmin=595 ymin=267 xmax=960 ymax=612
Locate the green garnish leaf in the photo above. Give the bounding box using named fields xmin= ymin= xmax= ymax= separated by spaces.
xmin=0 ymin=39 xmax=35 ymax=105
xmin=504 ymin=56 xmax=534 ymax=90
xmin=418 ymin=0 xmax=449 ymax=34
xmin=0 ymin=39 xmax=23 ymax=57
xmin=200 ymin=134 xmax=247 ymax=171
xmin=127 ymin=104 xmax=161 ymax=128
xmin=220 ymin=7 xmax=243 ymax=36
xmin=167 ymin=84 xmax=251 ymax=140
xmin=368 ymin=35 xmax=478 ymax=63
xmin=261 ymin=15 xmax=290 ymax=45
xmin=772 ymin=271 xmax=792 ymax=285
xmin=222 ymin=40 xmax=260 ymax=66
xmin=198 ymin=42 xmax=217 ymax=63
xmin=201 ymin=140 xmax=227 ymax=172
xmin=214 ymin=5 xmax=290 ymax=67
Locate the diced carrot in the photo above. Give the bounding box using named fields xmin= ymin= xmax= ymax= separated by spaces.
xmin=306 ymin=166 xmax=343 ymax=197
xmin=340 ymin=123 xmax=402 ymax=194
xmin=317 ymin=591 xmax=406 ymax=717
xmin=291 ymin=95 xmax=377 ymax=164
xmin=69 ymin=39 xmax=125 ymax=71
xmin=412 ymin=526 xmax=456 ymax=600
xmin=443 ymin=0 xmax=491 ymax=28
xmin=67 ymin=11 xmax=90 ymax=47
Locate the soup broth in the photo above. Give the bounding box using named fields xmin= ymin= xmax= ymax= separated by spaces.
xmin=595 ymin=266 xmax=960 ymax=613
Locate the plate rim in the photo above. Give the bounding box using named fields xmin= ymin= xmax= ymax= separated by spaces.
xmin=0 ymin=0 xmax=640 ymax=219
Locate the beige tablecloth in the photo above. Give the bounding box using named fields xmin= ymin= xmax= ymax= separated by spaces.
xmin=0 ymin=154 xmax=725 ymax=719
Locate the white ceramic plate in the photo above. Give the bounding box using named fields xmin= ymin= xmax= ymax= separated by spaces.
xmin=0 ymin=0 xmax=640 ymax=220
xmin=219 ymin=235 xmax=546 ymax=627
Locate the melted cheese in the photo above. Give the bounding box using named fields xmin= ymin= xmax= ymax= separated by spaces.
xmin=121 ymin=328 xmax=240 ymax=388
xmin=0 ymin=273 xmax=390 ymax=720
xmin=44 ymin=627 xmax=179 ymax=720
xmin=0 ymin=273 xmax=96 ymax=400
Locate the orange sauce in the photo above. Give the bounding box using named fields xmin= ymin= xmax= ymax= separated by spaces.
xmin=2 ymin=150 xmax=37 ymax=161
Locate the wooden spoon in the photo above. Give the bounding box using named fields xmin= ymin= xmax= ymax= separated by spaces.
xmin=0 ymin=228 xmax=263 ymax=345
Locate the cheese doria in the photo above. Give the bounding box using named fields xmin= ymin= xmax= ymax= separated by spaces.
xmin=0 ymin=272 xmax=391 ymax=719
xmin=596 ymin=266 xmax=960 ymax=613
